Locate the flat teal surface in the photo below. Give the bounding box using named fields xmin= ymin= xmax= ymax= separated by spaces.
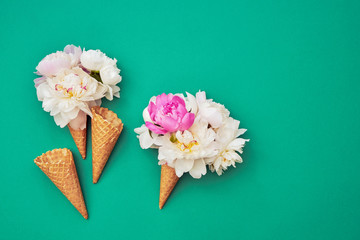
xmin=0 ymin=0 xmax=360 ymax=239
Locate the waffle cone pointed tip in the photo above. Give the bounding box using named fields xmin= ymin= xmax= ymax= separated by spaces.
xmin=159 ymin=164 xmax=179 ymax=209
xmin=34 ymin=148 xmax=88 ymax=219
xmin=91 ymin=106 xmax=123 ymax=184
xmin=68 ymin=125 xmax=87 ymax=159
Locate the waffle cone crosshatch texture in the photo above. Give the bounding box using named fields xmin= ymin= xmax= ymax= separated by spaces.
xmin=91 ymin=106 xmax=124 ymax=184
xmin=34 ymin=148 xmax=88 ymax=219
xmin=68 ymin=125 xmax=87 ymax=159
xmin=159 ymin=164 xmax=179 ymax=209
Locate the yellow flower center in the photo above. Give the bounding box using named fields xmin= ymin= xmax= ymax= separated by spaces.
xmin=177 ymin=140 xmax=199 ymax=152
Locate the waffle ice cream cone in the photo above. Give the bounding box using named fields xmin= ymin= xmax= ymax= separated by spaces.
xmin=34 ymin=148 xmax=88 ymax=219
xmin=159 ymin=164 xmax=179 ymax=209
xmin=68 ymin=125 xmax=87 ymax=159
xmin=91 ymin=106 xmax=123 ymax=184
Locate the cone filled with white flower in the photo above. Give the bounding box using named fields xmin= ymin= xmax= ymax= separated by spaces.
xmin=135 ymin=91 xmax=249 ymax=209
xmin=34 ymin=45 xmax=122 ymax=159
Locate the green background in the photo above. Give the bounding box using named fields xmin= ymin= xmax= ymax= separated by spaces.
xmin=0 ymin=0 xmax=359 ymax=239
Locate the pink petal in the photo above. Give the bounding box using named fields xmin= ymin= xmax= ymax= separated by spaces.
xmin=147 ymin=102 xmax=157 ymax=121
xmin=179 ymin=112 xmax=195 ymax=131
xmin=171 ymin=96 xmax=186 ymax=107
xmin=145 ymin=121 xmax=168 ymax=134
xmin=159 ymin=116 xmax=180 ymax=132
xmin=155 ymin=93 xmax=168 ymax=106
xmin=176 ymin=103 xmax=188 ymax=116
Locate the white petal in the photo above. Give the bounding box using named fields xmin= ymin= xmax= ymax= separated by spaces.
xmin=236 ymin=128 xmax=247 ymax=137
xmin=139 ymin=130 xmax=155 ymax=149
xmin=54 ymin=114 xmax=68 ymax=128
xmin=36 ymin=82 xmax=52 ymax=100
xmin=189 ymin=159 xmax=206 ymax=179
xmin=214 ymin=156 xmax=223 ymax=170
xmin=42 ymin=98 xmax=57 ymax=112
xmin=105 ymin=86 xmax=114 ymax=101
xmin=228 ymin=138 xmax=247 ymax=150
xmin=175 ymin=158 xmax=194 ymax=177
xmin=113 ymin=91 xmax=120 ymax=98
xmin=142 ymin=107 xmax=151 ymax=122
xmin=68 ymin=111 xmax=87 ymax=130
xmin=196 ymin=91 xmax=206 ymax=104
xmin=185 ymin=92 xmax=198 ymax=113
xmin=61 ymin=107 xmax=79 ymax=120
xmin=158 ymin=146 xmax=176 ymax=162
xmin=134 ymin=125 xmax=147 ymax=134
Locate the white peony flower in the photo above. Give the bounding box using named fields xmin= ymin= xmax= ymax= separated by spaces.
xmin=156 ymin=117 xmax=219 ymax=178
xmin=206 ymin=117 xmax=249 ymax=175
xmin=100 ymin=64 xmax=121 ymax=85
xmin=36 ymin=51 xmax=72 ymax=77
xmin=80 ymin=49 xmax=122 ymax=101
xmin=100 ymin=64 xmax=122 ymax=100
xmin=80 ymin=49 xmax=116 ymax=71
xmin=36 ymin=45 xmax=82 ymax=78
xmin=36 ymin=67 xmax=107 ymax=128
xmin=196 ymin=91 xmax=230 ymax=128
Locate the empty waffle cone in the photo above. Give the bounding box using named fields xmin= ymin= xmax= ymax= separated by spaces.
xmin=91 ymin=106 xmax=123 ymax=184
xmin=68 ymin=125 xmax=87 ymax=159
xmin=159 ymin=164 xmax=179 ymax=209
xmin=34 ymin=148 xmax=88 ymax=219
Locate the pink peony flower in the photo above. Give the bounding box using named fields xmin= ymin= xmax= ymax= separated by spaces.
xmin=145 ymin=93 xmax=195 ymax=134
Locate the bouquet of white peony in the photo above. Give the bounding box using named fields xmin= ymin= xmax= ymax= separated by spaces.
xmin=135 ymin=91 xmax=249 ymax=209
xmin=34 ymin=44 xmax=122 ymax=159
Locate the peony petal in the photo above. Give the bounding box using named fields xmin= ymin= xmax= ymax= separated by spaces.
xmin=145 ymin=121 xmax=168 ymax=134
xmin=213 ymin=156 xmax=223 ymax=170
xmin=196 ymin=91 xmax=207 ymax=104
xmin=61 ymin=107 xmax=79 ymax=120
xmin=185 ymin=92 xmax=198 ymax=113
xmin=236 ymin=128 xmax=247 ymax=137
xmin=50 ymin=105 xmax=61 ymax=116
xmin=179 ymin=112 xmax=195 ymax=131
xmin=34 ymin=76 xmax=46 ymax=88
xmin=139 ymin=129 xmax=156 ymax=149
xmin=147 ymin=102 xmax=157 ymax=121
xmin=113 ymin=91 xmax=120 ymax=98
xmin=104 ymin=85 xmax=114 ymax=101
xmin=68 ymin=110 xmax=87 ymax=130
xmin=155 ymin=93 xmax=169 ymax=106
xmin=42 ymin=98 xmax=57 ymax=112
xmin=36 ymin=82 xmax=52 ymax=101
xmin=54 ymin=113 xmax=68 ymax=128
xmin=228 ymin=138 xmax=247 ymax=151
xmin=143 ymin=107 xmax=152 ymax=122
xmin=174 ymin=158 xmax=194 ymax=177
xmin=158 ymin=116 xmax=180 ymax=132
xmin=171 ymin=96 xmax=186 ymax=107
xmin=158 ymin=146 xmax=176 ymax=162
xmin=176 ymin=104 xmax=188 ymax=116
xmin=203 ymin=107 xmax=223 ymax=128
xmin=134 ymin=124 xmax=147 ymax=134
xmin=189 ymin=159 xmax=207 ymax=179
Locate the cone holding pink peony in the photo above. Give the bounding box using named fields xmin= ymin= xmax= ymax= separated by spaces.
xmin=135 ymin=91 xmax=249 ymax=209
